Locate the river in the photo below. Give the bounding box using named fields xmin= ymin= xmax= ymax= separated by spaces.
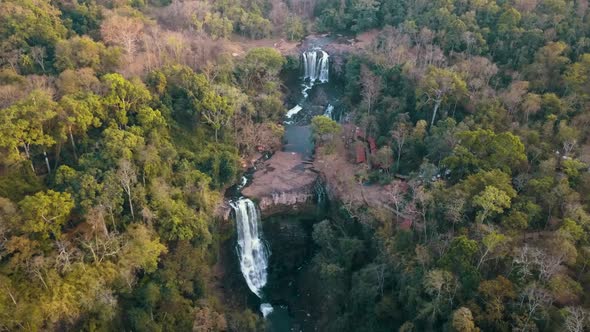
xmin=229 ymin=43 xmax=343 ymax=331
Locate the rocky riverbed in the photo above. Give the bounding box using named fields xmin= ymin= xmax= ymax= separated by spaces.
xmin=242 ymin=151 xmax=319 ymax=216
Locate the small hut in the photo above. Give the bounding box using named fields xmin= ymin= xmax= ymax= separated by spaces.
xmin=355 ymin=143 xmax=366 ymax=164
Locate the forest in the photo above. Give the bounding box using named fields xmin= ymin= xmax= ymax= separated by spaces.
xmin=1 ymin=0 xmax=590 ymax=331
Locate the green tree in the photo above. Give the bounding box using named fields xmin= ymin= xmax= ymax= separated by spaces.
xmin=0 ymin=0 xmax=67 ymax=73
xmin=238 ymin=48 xmax=285 ymax=94
xmin=478 ymin=276 xmax=516 ymax=329
xmin=19 ymin=190 xmax=74 ymax=239
xmin=311 ymin=116 xmax=341 ymax=145
xmin=440 ymin=235 xmax=480 ymax=292
xmin=101 ymin=73 xmax=151 ymax=127
xmin=0 ymin=90 xmax=57 ymax=172
xmin=477 ymin=231 xmax=508 ymax=268
xmin=200 ymin=90 xmax=233 ymax=142
xmin=527 ymin=42 xmax=570 ymax=92
xmin=57 ymin=93 xmax=104 ymax=159
xmin=55 ymin=68 xmax=101 ymax=96
xmin=284 ymin=15 xmax=305 ymax=41
xmin=564 ymin=54 xmax=590 ymax=103
xmin=347 ymin=0 xmax=381 ymax=33
xmin=203 ymin=12 xmax=233 ymax=40
xmin=55 ymin=36 xmax=104 ymax=71
xmin=443 ymin=129 xmax=526 ymax=177
xmin=473 ymin=186 xmax=512 ymax=223
xmin=418 ymin=66 xmax=467 ymax=127
xmin=120 ymin=224 xmax=167 ymax=274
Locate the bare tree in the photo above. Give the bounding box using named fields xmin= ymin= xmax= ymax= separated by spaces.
xmin=80 ymin=233 xmax=123 ymax=264
xmin=361 ymin=65 xmax=382 ymax=115
xmin=101 ymin=15 xmax=144 ymax=58
xmin=513 ymin=245 xmax=565 ymax=282
xmin=424 ymin=269 xmax=457 ymax=320
xmin=117 ymin=159 xmax=138 ymax=220
xmin=535 ymin=249 xmax=565 ymax=281
xmin=520 ymin=93 xmax=541 ymax=122
xmin=454 ymin=56 xmax=498 ymax=97
xmin=391 ymin=115 xmax=410 ymax=167
xmin=386 ymin=180 xmax=407 ymax=220
xmin=445 ymin=197 xmax=465 ymax=228
xmin=26 ymin=256 xmax=49 ymax=290
xmin=513 ymin=244 xmax=535 ymax=281
xmin=55 ymin=240 xmax=78 ymax=274
xmin=412 ymin=183 xmax=432 ymax=239
xmin=563 ymin=306 xmax=588 ymax=332
xmin=370 ymin=27 xmax=415 ymax=67
xmin=269 ymin=0 xmax=289 ymax=31
xmin=501 ymin=81 xmax=529 ymax=115
xmin=519 ymin=284 xmax=553 ymax=330
xmin=30 ymin=47 xmax=47 ymax=73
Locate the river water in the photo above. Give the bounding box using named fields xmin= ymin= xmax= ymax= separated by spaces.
xmin=230 ymin=44 xmax=342 ymax=331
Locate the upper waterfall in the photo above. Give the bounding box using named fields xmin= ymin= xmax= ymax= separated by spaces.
xmin=303 ymin=48 xmax=329 ymax=84
xmin=324 ymin=104 xmax=334 ymax=119
xmin=231 ymin=198 xmax=270 ymax=298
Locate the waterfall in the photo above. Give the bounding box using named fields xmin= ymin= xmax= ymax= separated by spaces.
xmin=286 ymin=105 xmax=303 ymax=119
xmin=324 ymin=104 xmax=334 ymax=119
xmin=260 ymin=303 xmax=274 ymax=318
xmin=302 ymin=49 xmax=329 ymax=84
xmin=318 ymin=51 xmax=329 ymax=83
xmin=231 ymin=198 xmax=270 ymax=298
xmin=236 ymin=176 xmax=248 ymax=191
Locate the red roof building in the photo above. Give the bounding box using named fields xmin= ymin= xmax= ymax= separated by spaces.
xmin=355 ymin=127 xmax=366 ymax=141
xmin=355 ymin=144 xmax=366 ymax=164
xmin=368 ymin=137 xmax=377 ymax=154
xmin=399 ymin=219 xmax=413 ymax=230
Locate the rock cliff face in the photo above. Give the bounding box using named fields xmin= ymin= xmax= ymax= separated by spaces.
xmin=256 ymin=185 xmax=317 ymax=217
xmin=241 ymin=151 xmax=319 ymax=216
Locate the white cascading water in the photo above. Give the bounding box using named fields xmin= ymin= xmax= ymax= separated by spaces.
xmin=236 ymin=176 xmax=248 ymax=191
xmin=324 ymin=104 xmax=334 ymax=119
xmin=231 ymin=198 xmax=270 ymax=298
xmin=303 ymin=49 xmax=329 ymax=83
xmin=260 ymin=303 xmax=274 ymax=318
xmin=301 ymin=48 xmax=329 ymax=99
xmin=318 ymin=50 xmax=329 ymax=83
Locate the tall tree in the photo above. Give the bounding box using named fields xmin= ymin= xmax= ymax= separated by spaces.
xmin=360 ymin=65 xmax=382 ymax=114
xmin=418 ymin=66 xmax=467 ymax=127
xmin=19 ymin=190 xmax=74 ymax=239
xmin=117 ymin=159 xmax=138 ymax=220
xmin=0 ymin=90 xmax=57 ymax=172
xmin=473 ymin=186 xmax=512 ymax=223
xmin=57 ymin=93 xmax=103 ymax=160
xmin=200 ymin=90 xmax=233 ymax=142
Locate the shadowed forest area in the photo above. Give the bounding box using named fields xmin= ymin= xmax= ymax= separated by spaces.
xmin=1 ymin=0 xmax=590 ymax=331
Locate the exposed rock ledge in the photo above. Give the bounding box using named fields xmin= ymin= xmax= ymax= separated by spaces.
xmin=242 ymin=151 xmax=319 ymax=216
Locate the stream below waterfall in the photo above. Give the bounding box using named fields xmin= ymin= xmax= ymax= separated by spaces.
xmin=228 ymin=44 xmax=343 ymax=331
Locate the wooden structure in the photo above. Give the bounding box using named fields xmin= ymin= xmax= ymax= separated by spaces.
xmin=355 ymin=143 xmax=366 ymax=164
xmin=368 ymin=137 xmax=377 ymax=154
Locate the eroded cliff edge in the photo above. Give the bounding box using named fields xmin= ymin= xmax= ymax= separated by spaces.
xmin=241 ymin=151 xmax=319 ymax=216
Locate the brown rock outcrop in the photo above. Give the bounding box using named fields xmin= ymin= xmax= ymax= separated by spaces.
xmin=242 ymin=151 xmax=318 ymax=216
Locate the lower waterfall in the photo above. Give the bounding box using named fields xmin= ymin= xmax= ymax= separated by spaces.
xmin=231 ymin=198 xmax=271 ymax=309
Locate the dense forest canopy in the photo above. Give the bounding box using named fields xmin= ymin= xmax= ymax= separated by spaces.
xmin=1 ymin=0 xmax=590 ymax=331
